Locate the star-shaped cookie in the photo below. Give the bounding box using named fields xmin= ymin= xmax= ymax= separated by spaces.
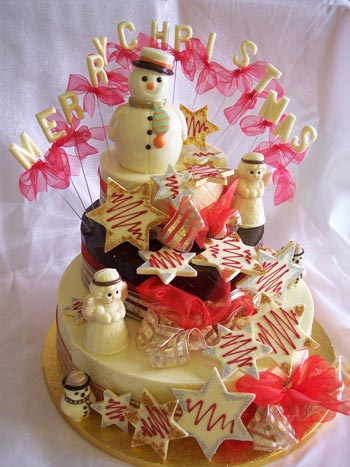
xmin=86 ymin=178 xmax=168 ymax=252
xmin=204 ymin=323 xmax=272 ymax=380
xmin=180 ymin=104 xmax=219 ymax=149
xmin=183 ymin=164 xmax=235 ymax=186
xmin=242 ymin=294 xmax=319 ymax=374
xmin=152 ymin=164 xmax=193 ymax=209
xmin=137 ymin=246 xmax=197 ymax=284
xmin=91 ymin=388 xmax=131 ymax=431
xmin=237 ymin=241 xmax=303 ymax=305
xmin=125 ymin=389 xmax=187 ymax=460
xmin=191 ymin=232 xmax=266 ymax=282
xmin=173 ymin=368 xmax=254 ymax=460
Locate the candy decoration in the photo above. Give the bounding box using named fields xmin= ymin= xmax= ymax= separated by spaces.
xmin=191 ymin=232 xmax=266 ymax=282
xmin=204 ymin=323 xmax=272 ymax=380
xmin=239 ymin=294 xmax=319 ymax=374
xmin=125 ymin=389 xmax=187 ymax=460
xmin=86 ymin=178 xmax=168 ymax=251
xmin=91 ymin=388 xmax=131 ymax=431
xmin=237 ymin=241 xmax=303 ymax=304
xmin=180 ymin=104 xmax=219 ymax=149
xmin=63 ymin=298 xmax=84 ymax=324
xmin=157 ymin=196 xmax=204 ymax=252
xmin=152 ymin=164 xmax=193 ymax=209
xmin=247 ymin=405 xmax=297 ymax=451
xmin=184 ymin=164 xmax=235 ymax=186
xmin=173 ymin=368 xmax=254 ymax=460
xmin=137 ymin=246 xmax=197 ymax=284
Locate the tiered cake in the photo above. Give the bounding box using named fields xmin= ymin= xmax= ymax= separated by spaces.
xmin=9 ymin=21 xmax=349 ymax=466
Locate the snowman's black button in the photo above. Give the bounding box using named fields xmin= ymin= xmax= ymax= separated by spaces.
xmin=147 ymin=130 xmax=153 ymax=135
xmin=147 ymin=116 xmax=153 ymax=121
xmin=146 ymin=144 xmax=151 ymax=150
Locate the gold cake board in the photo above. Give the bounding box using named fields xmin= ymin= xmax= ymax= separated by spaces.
xmin=43 ymin=320 xmax=335 ymax=467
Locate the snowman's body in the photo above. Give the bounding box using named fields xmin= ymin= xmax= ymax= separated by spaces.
xmin=109 ymin=54 xmax=187 ymax=175
xmin=111 ymin=102 xmax=186 ymax=174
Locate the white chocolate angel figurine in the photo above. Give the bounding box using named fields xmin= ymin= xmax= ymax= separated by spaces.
xmin=82 ymin=268 xmax=129 ymax=355
xmin=233 ymin=152 xmax=271 ymax=228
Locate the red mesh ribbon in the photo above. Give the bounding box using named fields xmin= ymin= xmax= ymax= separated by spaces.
xmin=188 ymin=38 xmax=228 ymax=95
xmin=52 ymin=113 xmax=108 ymax=166
xmin=19 ymin=147 xmax=71 ymax=201
xmin=216 ymin=61 xmax=268 ymax=97
xmin=66 ymin=74 xmax=125 ymax=118
xmin=240 ymin=115 xmax=274 ymax=136
xmin=195 ymin=177 xmax=240 ymax=248
xmin=224 ymin=79 xmax=284 ymax=126
xmin=254 ymin=136 xmax=307 ymax=205
xmin=236 ymin=355 xmax=350 ymax=439
xmin=136 ymin=276 xmax=255 ymax=330
xmin=106 ymin=41 xmax=140 ymax=70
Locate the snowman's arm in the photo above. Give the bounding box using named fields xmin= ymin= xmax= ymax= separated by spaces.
xmin=109 ymin=104 xmax=128 ymax=141
xmin=174 ymin=106 xmax=188 ymax=141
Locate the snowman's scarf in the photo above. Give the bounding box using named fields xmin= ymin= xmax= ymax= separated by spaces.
xmin=129 ymin=97 xmax=170 ymax=136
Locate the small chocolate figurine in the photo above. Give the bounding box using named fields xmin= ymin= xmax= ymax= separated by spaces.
xmin=82 ymin=268 xmax=129 ymax=355
xmin=60 ymin=370 xmax=96 ymax=422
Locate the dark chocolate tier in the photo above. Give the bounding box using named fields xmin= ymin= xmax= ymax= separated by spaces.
xmin=81 ymin=201 xmax=263 ymax=301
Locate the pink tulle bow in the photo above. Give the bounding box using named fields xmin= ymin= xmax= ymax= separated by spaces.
xmin=164 ymin=41 xmax=197 ymax=82
xmin=216 ymin=61 xmax=268 ymax=97
xmin=240 ymin=115 xmax=274 ymax=136
xmin=106 ymin=41 xmax=139 ymax=70
xmin=52 ymin=112 xmax=107 ymax=159
xmin=66 ymin=74 xmax=125 ymax=118
xmin=188 ymin=37 xmax=227 ymax=94
xmin=19 ymin=146 xmax=71 ymax=201
xmin=224 ymin=78 xmax=285 ymax=127
xmin=254 ymin=136 xmax=308 ymax=205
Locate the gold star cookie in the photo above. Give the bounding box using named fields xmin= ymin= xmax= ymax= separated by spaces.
xmin=242 ymin=294 xmax=319 ymax=374
xmin=86 ymin=178 xmax=168 ymax=252
xmin=191 ymin=232 xmax=266 ymax=282
xmin=91 ymin=389 xmax=131 ymax=431
xmin=125 ymin=389 xmax=187 ymax=460
xmin=204 ymin=323 xmax=272 ymax=380
xmin=180 ymin=104 xmax=219 ymax=149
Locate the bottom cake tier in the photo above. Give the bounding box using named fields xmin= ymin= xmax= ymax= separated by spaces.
xmin=44 ymin=318 xmax=335 ymax=467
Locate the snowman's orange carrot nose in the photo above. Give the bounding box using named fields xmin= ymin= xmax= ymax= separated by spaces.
xmin=147 ymin=82 xmax=155 ymax=90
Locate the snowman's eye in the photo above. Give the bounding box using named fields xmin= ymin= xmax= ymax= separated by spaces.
xmin=250 ymin=171 xmax=254 ymax=174
xmin=157 ymin=77 xmax=162 ymax=83
xmin=108 ymin=292 xmax=112 ymax=297
xmin=142 ymin=76 xmax=148 ymax=82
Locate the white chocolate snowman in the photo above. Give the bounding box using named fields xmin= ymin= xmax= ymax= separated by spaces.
xmin=82 ymin=268 xmax=129 ymax=355
xmin=232 ymin=152 xmax=270 ymax=228
xmin=109 ymin=47 xmax=187 ymax=174
xmin=60 ymin=370 xmax=96 ymax=422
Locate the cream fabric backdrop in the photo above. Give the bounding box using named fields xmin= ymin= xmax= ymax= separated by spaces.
xmin=0 ymin=1 xmax=349 ymax=466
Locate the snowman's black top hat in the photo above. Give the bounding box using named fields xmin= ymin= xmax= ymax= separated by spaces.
xmin=133 ymin=47 xmax=174 ymax=75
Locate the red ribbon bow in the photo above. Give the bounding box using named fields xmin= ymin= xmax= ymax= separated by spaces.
xmin=216 ymin=60 xmax=268 ymax=97
xmin=236 ymin=355 xmax=350 ymax=439
xmin=19 ymin=146 xmax=71 ymax=201
xmin=66 ymin=74 xmax=125 ymax=118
